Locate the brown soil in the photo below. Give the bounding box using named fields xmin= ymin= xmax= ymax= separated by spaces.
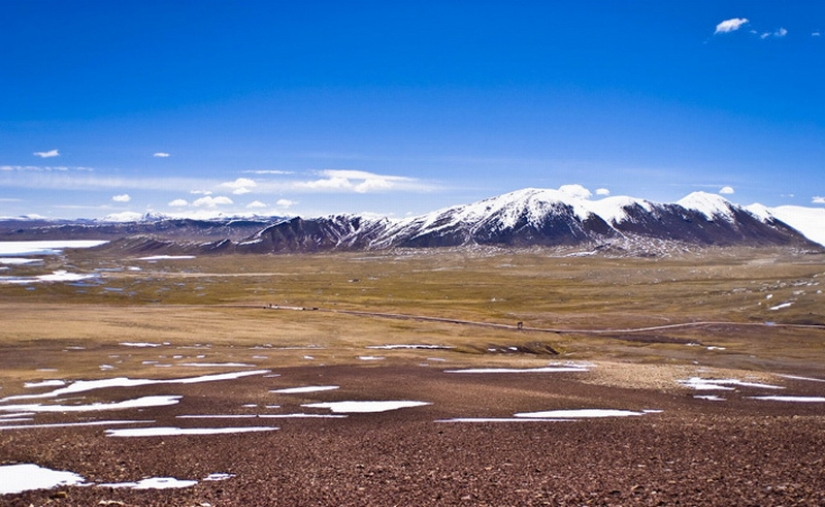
xmin=3 ymin=364 xmax=825 ymax=506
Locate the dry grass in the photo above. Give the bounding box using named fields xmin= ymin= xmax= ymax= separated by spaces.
xmin=1 ymin=246 xmax=824 ymax=390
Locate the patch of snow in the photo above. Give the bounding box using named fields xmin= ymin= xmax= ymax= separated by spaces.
xmin=436 ymin=417 xmax=572 ymax=423
xmin=0 ymin=257 xmax=43 ymax=265
xmin=0 ymin=395 xmax=182 ymax=413
xmin=203 ymin=473 xmax=235 ymax=481
xmin=0 ymin=463 xmax=86 ymax=495
xmin=0 ymin=420 xmax=151 ymax=431
xmin=357 ymin=356 xmax=385 ymax=361
xmin=776 ymin=374 xmax=825 ymax=383
xmin=302 ymin=400 xmax=431 ymax=413
xmin=105 ymin=426 xmax=279 ymax=437
xmin=514 ymin=409 xmax=648 ymax=418
xmin=0 ymin=240 xmax=108 ymax=256
xmin=678 ymin=377 xmax=784 ymax=390
xmin=769 ymin=302 xmax=793 ymax=311
xmin=0 ymin=270 xmax=97 ymax=284
xmin=748 ymin=396 xmax=825 ymax=402
xmin=120 ymin=342 xmax=163 ymax=347
xmin=0 ymin=370 xmax=270 ymax=402
xmin=694 ymin=395 xmax=726 ymax=401
xmin=24 ymin=380 xmax=66 ymax=388
xmin=98 ymin=477 xmax=198 ymax=489
xmin=271 ymin=386 xmax=339 ymax=394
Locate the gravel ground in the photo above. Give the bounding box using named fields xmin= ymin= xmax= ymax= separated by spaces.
xmin=2 ymin=365 xmax=825 ymax=506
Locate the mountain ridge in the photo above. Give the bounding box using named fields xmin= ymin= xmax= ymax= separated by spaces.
xmin=1 ymin=188 xmax=823 ymax=255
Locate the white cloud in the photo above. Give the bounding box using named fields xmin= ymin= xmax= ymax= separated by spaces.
xmin=595 ymin=188 xmax=610 ymax=196
xmin=276 ymin=199 xmax=296 ymax=208
xmin=33 ymin=149 xmax=60 ymax=158
xmin=193 ymin=195 xmax=233 ymax=208
xmin=813 ymin=32 xmax=821 ymax=37
xmin=220 ymin=177 xmax=257 ymax=195
xmin=295 ymin=170 xmax=422 ymax=194
xmin=719 ymin=186 xmax=735 ymax=195
xmin=112 ymin=194 xmax=131 ymax=203
xmin=715 ymin=18 xmax=749 ymax=34
xmin=245 ymin=170 xmax=293 ymax=175
xmin=813 ymin=196 xmax=825 ymax=205
xmin=153 ymin=152 xmax=170 ymax=158
xmin=558 ymin=184 xmax=592 ymax=199
xmin=168 ymin=199 xmax=189 ymax=207
xmin=761 ymin=27 xmax=788 ymax=39
xmin=246 ymin=200 xmax=267 ymax=209
xmin=190 ymin=189 xmax=213 ymax=195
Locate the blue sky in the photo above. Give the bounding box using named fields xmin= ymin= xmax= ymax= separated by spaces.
xmin=1 ymin=1 xmax=823 ymax=219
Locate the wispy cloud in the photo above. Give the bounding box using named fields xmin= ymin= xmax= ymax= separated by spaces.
xmin=813 ymin=32 xmax=821 ymax=37
xmin=276 ymin=199 xmax=296 ymax=208
xmin=112 ymin=194 xmax=131 ymax=203
xmin=169 ymin=199 xmax=189 ymax=207
xmin=193 ymin=195 xmax=233 ymax=208
xmin=595 ymin=188 xmax=610 ymax=196
xmin=761 ymin=27 xmax=787 ymax=39
xmin=219 ymin=177 xmax=257 ymax=195
xmin=33 ymin=149 xmax=60 ymax=158
xmin=246 ymin=200 xmax=267 ymax=209
xmin=293 ymin=170 xmax=430 ymax=194
xmin=244 ymin=170 xmax=293 ymax=175
xmin=813 ymin=196 xmax=825 ymax=205
xmin=190 ymin=189 xmax=213 ymax=195
xmin=715 ymin=18 xmax=749 ymax=34
xmin=719 ymin=186 xmax=735 ymax=195
xmin=153 ymin=152 xmax=170 ymax=158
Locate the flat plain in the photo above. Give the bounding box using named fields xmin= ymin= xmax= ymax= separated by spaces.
xmin=1 ymin=246 xmax=824 ymax=506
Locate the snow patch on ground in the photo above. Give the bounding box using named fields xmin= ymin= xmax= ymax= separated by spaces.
xmin=678 ymin=377 xmax=784 ymax=391
xmin=0 ymin=395 xmax=181 ymax=413
xmin=105 ymin=426 xmax=279 ymax=437
xmin=271 ymin=386 xmax=339 ymax=394
xmin=515 ymin=409 xmax=649 ymax=419
xmin=0 ymin=270 xmax=97 ymax=284
xmin=748 ymin=396 xmax=825 ymax=402
xmin=0 ymin=240 xmax=108 ymax=256
xmin=0 ymin=463 xmax=86 ymax=494
xmin=302 ymin=400 xmax=431 ymax=413
xmin=0 ymin=370 xmax=270 ymax=402
xmin=99 ymin=477 xmax=198 ymax=489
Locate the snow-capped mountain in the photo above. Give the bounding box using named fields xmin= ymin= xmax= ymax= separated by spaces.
xmin=230 ymin=188 xmax=818 ymax=254
xmin=2 ymin=187 xmax=822 ymax=255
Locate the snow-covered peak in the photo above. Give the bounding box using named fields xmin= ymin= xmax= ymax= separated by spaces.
xmin=584 ymin=195 xmax=653 ymax=224
xmin=746 ymin=204 xmax=825 ymax=247
xmin=677 ymin=192 xmax=735 ymax=221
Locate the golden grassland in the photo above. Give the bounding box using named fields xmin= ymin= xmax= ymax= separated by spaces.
xmin=1 ymin=246 xmax=824 ymax=389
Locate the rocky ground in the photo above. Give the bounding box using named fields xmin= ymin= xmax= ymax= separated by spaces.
xmin=2 ymin=364 xmax=825 ymax=506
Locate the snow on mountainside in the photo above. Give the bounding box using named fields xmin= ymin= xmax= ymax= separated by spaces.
xmin=746 ymin=204 xmax=825 ymax=247
xmin=2 ymin=186 xmax=822 ymax=253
